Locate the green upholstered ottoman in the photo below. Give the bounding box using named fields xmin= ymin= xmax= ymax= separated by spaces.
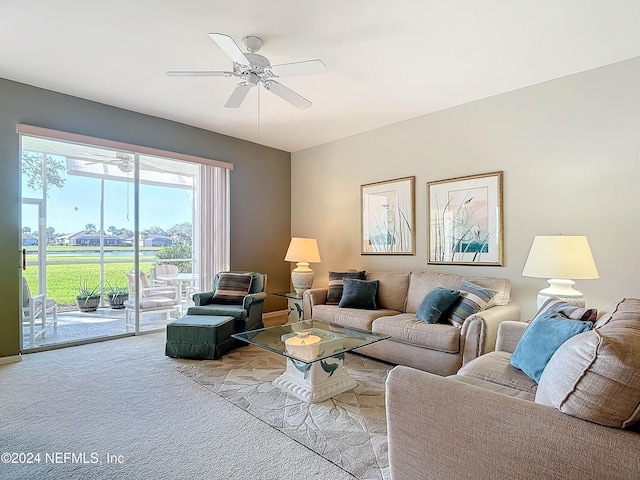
xmin=165 ymin=315 xmax=235 ymax=360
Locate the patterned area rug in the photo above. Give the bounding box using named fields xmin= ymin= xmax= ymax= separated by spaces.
xmin=176 ymin=345 xmax=393 ymax=479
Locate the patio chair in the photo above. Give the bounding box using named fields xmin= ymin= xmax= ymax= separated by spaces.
xmin=150 ymin=264 xmax=180 ymax=287
xmin=123 ymin=270 xmax=181 ymax=326
xmin=22 ymin=276 xmax=58 ymax=347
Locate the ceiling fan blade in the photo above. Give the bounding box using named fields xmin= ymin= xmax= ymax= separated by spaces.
xmin=209 ymin=33 xmax=250 ymax=66
xmin=66 ymin=155 xmax=107 ymax=165
xmin=166 ymin=70 xmax=233 ymax=77
xmin=269 ymin=59 xmax=327 ymax=77
xmin=263 ymin=80 xmax=312 ymax=109
xmin=225 ymin=82 xmax=252 ymax=108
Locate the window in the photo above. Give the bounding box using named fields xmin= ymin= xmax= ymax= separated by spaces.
xmin=18 ymin=124 xmax=231 ymax=348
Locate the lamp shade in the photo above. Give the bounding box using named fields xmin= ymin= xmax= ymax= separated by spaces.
xmin=523 ymin=235 xmax=598 ymax=309
xmin=522 ymin=236 xmax=599 ymax=279
xmin=285 ymin=238 xmax=321 ymax=263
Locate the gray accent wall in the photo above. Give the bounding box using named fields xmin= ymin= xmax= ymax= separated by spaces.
xmin=292 ymin=57 xmax=640 ymax=321
xmin=0 ymin=78 xmax=291 ymax=358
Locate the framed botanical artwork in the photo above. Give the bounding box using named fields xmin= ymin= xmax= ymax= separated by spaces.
xmin=361 ymin=176 xmax=415 ymax=255
xmin=427 ymin=171 xmax=503 ymax=265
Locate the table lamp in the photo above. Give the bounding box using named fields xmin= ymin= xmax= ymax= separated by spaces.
xmin=285 ymin=237 xmax=321 ymax=295
xmin=522 ymin=235 xmax=599 ymax=309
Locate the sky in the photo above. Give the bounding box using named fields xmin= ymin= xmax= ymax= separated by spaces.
xmin=22 ymin=169 xmax=193 ymax=235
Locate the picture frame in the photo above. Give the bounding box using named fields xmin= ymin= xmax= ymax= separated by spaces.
xmin=427 ymin=171 xmax=503 ymax=265
xmin=361 ymin=176 xmax=415 ymax=255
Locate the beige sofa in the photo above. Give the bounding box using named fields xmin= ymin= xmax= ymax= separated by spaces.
xmin=386 ymin=297 xmax=640 ymax=480
xmin=302 ymin=271 xmax=521 ymax=376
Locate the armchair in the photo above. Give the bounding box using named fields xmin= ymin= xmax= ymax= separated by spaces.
xmin=123 ymin=270 xmax=181 ymax=325
xmin=150 ymin=264 xmax=180 ymax=287
xmin=125 ymin=269 xmax=179 ymax=300
xmin=188 ymin=271 xmax=267 ymax=333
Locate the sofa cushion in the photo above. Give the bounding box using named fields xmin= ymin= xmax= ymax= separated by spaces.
xmin=406 ymin=272 xmax=463 ymax=313
xmin=536 ymin=297 xmax=598 ymax=322
xmin=535 ymin=298 xmax=640 ymax=429
xmin=326 ymin=270 xmax=366 ymax=305
xmin=445 ymin=280 xmax=497 ymax=328
xmin=371 ymin=313 xmax=460 ymax=353
xmin=416 ymin=288 xmax=460 ymax=324
xmin=595 ymin=298 xmax=639 ymax=328
xmin=510 ymin=310 xmax=593 ymax=383
xmin=449 ymin=373 xmax=536 ymax=401
xmin=457 ymin=351 xmax=538 ymax=395
xmin=366 ymin=271 xmax=411 ymax=312
xmin=312 ymin=304 xmax=398 ymax=331
xmin=211 ymin=272 xmax=252 ymax=305
xmin=339 ymin=278 xmax=379 ymax=309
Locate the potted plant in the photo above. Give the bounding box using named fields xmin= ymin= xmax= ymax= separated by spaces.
xmin=76 ymin=278 xmax=101 ymax=312
xmin=105 ymin=280 xmax=129 ymax=309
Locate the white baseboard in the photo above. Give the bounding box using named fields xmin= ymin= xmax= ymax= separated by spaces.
xmin=0 ymin=354 xmax=22 ymax=366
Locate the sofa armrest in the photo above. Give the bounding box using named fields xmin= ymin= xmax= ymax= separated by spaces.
xmin=302 ymin=288 xmax=328 ymax=319
xmin=495 ymin=320 xmax=528 ymax=353
xmin=386 ymin=365 xmax=640 ymax=480
xmin=192 ymin=290 xmax=214 ymax=306
xmin=460 ymin=302 xmax=521 ymax=364
xmin=243 ymin=291 xmax=267 ymax=309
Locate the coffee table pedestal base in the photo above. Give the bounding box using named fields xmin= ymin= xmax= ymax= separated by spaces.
xmin=272 ymin=355 xmax=357 ymax=403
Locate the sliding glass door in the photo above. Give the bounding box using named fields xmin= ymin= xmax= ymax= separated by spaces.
xmin=19 ymin=135 xmax=200 ymax=350
xmin=136 ymin=154 xmax=199 ymax=332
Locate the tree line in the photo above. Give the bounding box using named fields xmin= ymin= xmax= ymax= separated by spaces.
xmin=23 ymin=222 xmax=193 ymax=246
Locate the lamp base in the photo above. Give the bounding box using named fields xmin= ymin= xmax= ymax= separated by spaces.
xmin=291 ymin=262 xmax=314 ymax=295
xmin=536 ymin=279 xmax=585 ymax=309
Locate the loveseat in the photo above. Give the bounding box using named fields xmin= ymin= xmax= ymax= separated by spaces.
xmin=302 ymin=270 xmax=521 ymax=376
xmin=386 ymin=297 xmax=640 ymax=479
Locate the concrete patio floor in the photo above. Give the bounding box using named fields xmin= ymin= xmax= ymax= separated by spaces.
xmin=22 ymin=305 xmax=182 ymax=351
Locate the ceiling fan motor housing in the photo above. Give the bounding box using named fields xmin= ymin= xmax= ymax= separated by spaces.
xmin=235 ymin=52 xmax=273 ymax=81
xmin=242 ymin=35 xmax=263 ymax=53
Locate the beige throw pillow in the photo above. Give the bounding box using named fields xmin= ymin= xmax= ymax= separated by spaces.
xmin=535 ymin=298 xmax=640 ymax=429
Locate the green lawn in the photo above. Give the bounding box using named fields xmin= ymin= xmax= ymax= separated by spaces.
xmin=23 ymin=262 xmax=153 ymax=305
xmin=22 ymin=246 xmax=190 ymax=305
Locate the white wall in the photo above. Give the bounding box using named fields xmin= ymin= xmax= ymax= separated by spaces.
xmin=291 ymin=56 xmax=640 ymax=320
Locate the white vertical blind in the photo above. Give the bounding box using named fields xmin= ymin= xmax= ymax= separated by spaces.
xmin=197 ymin=165 xmax=230 ymax=291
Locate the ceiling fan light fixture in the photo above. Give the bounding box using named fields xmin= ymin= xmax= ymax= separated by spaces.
xmin=118 ymin=162 xmax=134 ymax=173
xmin=246 ymin=72 xmax=259 ymax=87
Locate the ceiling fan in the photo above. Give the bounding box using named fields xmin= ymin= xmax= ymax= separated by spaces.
xmin=167 ymin=33 xmax=327 ymax=109
xmin=66 ymin=153 xmax=134 ymax=173
xmin=67 ymin=153 xmax=173 ymax=175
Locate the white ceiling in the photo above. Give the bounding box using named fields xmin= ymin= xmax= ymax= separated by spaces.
xmin=3 ymin=1 xmax=640 ymax=153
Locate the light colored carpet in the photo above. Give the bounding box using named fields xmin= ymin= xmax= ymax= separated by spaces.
xmin=0 ymin=332 xmax=365 ymax=480
xmin=176 ymin=346 xmax=392 ymax=479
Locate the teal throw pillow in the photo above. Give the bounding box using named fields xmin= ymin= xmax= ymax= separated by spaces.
xmin=338 ymin=278 xmax=379 ymax=309
xmin=416 ymin=288 xmax=460 ymax=324
xmin=510 ymin=309 xmax=593 ymax=383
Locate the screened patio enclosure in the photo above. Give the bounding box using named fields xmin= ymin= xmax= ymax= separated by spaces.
xmin=19 ymin=125 xmax=231 ymax=351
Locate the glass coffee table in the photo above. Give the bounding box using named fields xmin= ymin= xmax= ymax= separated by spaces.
xmin=233 ymin=319 xmax=390 ymax=403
